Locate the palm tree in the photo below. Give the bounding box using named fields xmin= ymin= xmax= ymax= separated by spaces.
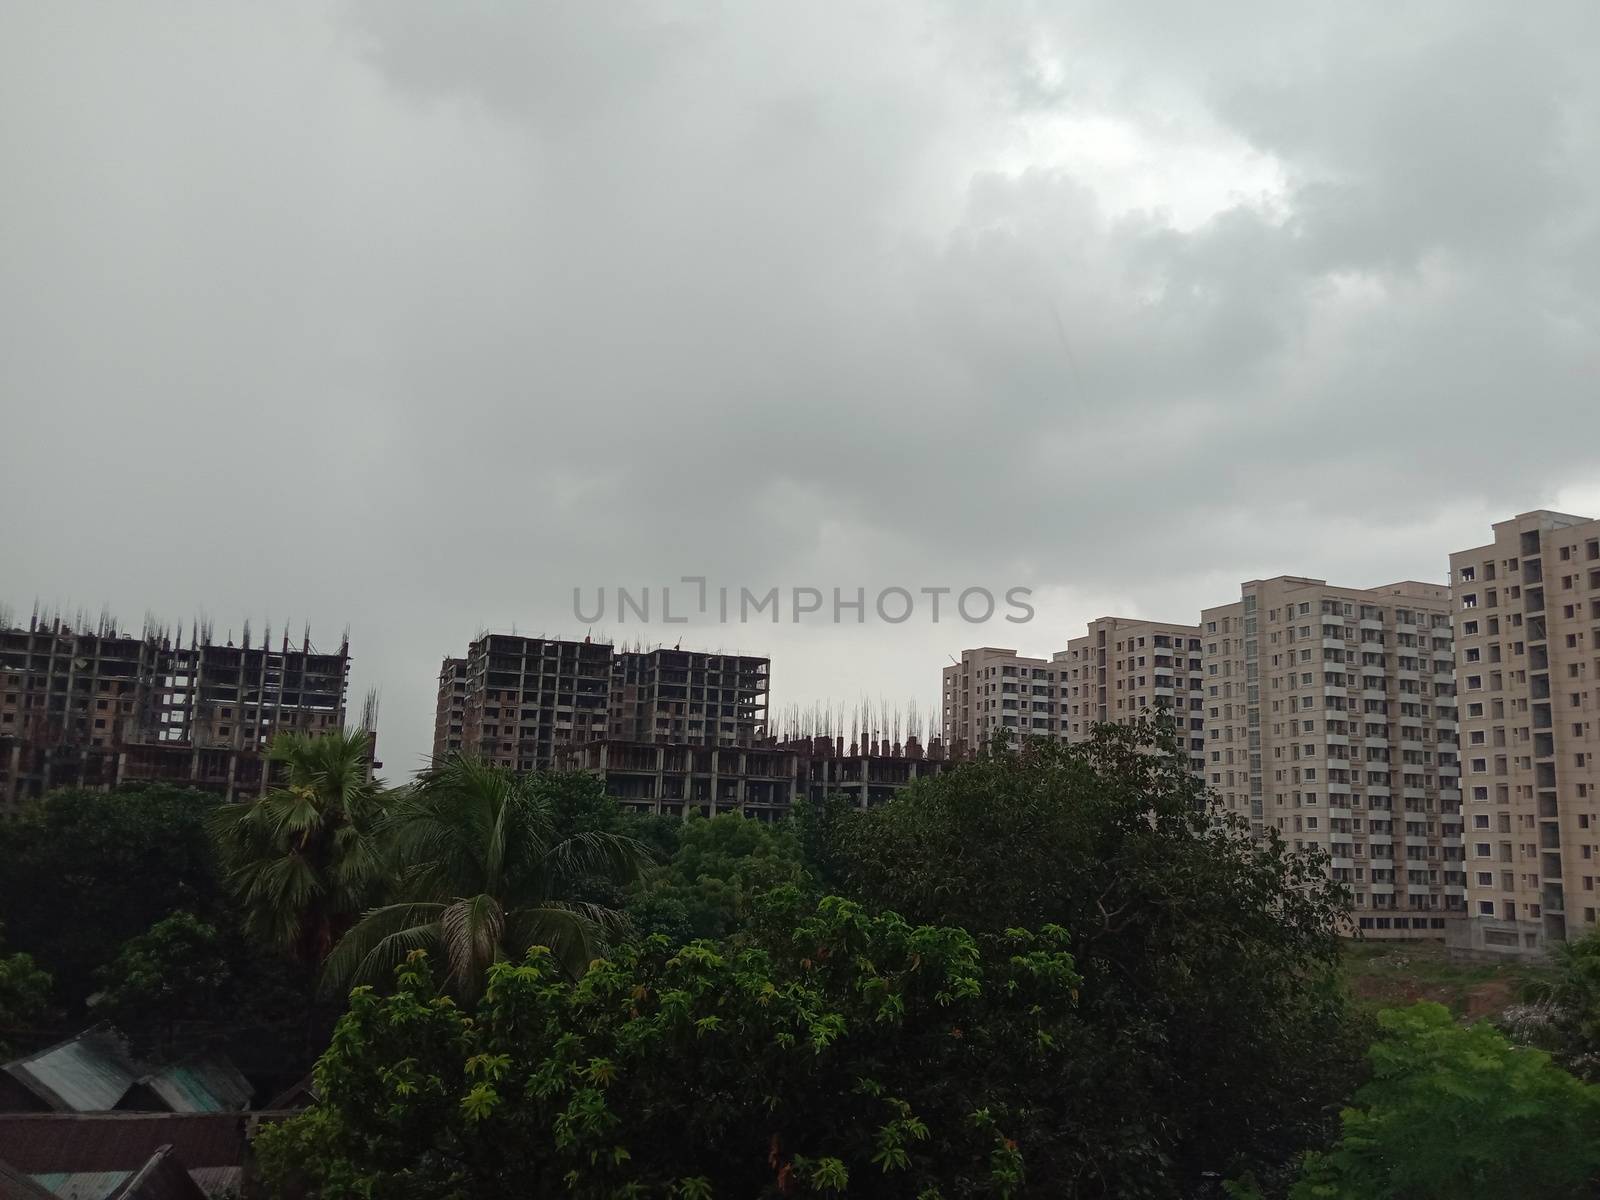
xmin=210 ymin=728 xmax=386 ymax=965
xmin=321 ymin=754 xmax=650 ymax=1001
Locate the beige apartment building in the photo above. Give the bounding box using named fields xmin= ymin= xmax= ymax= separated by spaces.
xmin=941 ymin=647 xmax=1070 ymax=749
xmin=1451 ymin=511 xmax=1600 ymax=957
xmin=1200 ymin=577 xmax=1463 ymax=939
xmin=1059 ymin=617 xmax=1206 ymax=775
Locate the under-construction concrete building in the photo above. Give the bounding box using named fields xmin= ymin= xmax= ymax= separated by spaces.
xmin=432 ymin=632 xmax=956 ymax=815
xmin=0 ymin=610 xmax=363 ymax=811
xmin=561 ymin=731 xmax=960 ymax=820
xmin=432 ymin=634 xmax=769 ymax=771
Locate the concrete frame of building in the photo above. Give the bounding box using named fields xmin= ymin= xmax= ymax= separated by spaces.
xmin=1 ymin=617 xmax=355 ymax=811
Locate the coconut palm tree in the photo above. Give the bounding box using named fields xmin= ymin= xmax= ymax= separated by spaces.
xmin=210 ymin=728 xmax=386 ymax=965
xmin=321 ymin=754 xmax=650 ymax=1001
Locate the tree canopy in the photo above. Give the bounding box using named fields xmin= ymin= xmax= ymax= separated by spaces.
xmin=320 ymin=755 xmax=650 ymax=1000
xmin=805 ymin=720 xmax=1365 ymax=1193
xmin=0 ymin=923 xmax=51 ymax=1057
xmin=0 ymin=782 xmax=225 ymax=1003
xmin=626 ymin=811 xmax=812 ymax=945
xmin=256 ymin=889 xmax=1079 ymax=1199
xmin=210 ymin=728 xmax=387 ymax=965
xmin=1282 ymin=1002 xmax=1600 ymax=1199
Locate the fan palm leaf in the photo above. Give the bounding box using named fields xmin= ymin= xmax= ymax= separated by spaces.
xmin=323 ymin=753 xmax=652 ymax=999
xmin=210 ymin=728 xmax=385 ymax=963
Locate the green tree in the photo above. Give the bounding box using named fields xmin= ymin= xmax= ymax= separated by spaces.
xmin=627 ymin=811 xmax=812 ymax=945
xmin=256 ymin=890 xmax=1079 ymax=1199
xmin=1503 ymin=926 xmax=1600 ymax=1079
xmin=210 ymin=728 xmax=386 ymax=965
xmin=0 ymin=922 xmax=52 ymax=1056
xmin=809 ymin=719 xmax=1365 ymax=1195
xmin=1287 ymin=1002 xmax=1600 ymax=1199
xmin=0 ymin=783 xmax=224 ymax=1002
xmin=92 ymin=912 xmax=235 ymax=1058
xmin=321 ymin=755 xmax=650 ymax=1000
xmin=89 ymin=908 xmax=318 ymax=1084
xmin=621 ymin=891 xmax=695 ymax=945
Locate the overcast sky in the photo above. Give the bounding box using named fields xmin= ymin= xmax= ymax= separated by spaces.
xmin=4 ymin=1 xmax=1599 ymax=776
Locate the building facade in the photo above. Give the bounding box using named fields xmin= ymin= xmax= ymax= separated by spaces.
xmin=940 ymin=647 xmax=1067 ymax=748
xmin=1451 ymin=511 xmax=1600 ymax=957
xmin=434 ymin=657 xmax=467 ymax=758
xmin=1060 ymin=617 xmax=1206 ymax=775
xmin=608 ymin=648 xmax=769 ymax=746
xmin=434 ymin=635 xmax=770 ymax=771
xmin=1201 ymin=577 xmax=1463 ymax=940
xmin=0 ymin=615 xmax=357 ymax=810
xmin=946 ymin=580 xmax=1464 ymax=941
xmin=563 ymin=732 xmax=958 ymax=819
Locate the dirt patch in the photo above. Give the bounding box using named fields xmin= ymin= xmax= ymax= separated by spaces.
xmin=1461 ymin=977 xmax=1517 ymax=1022
xmin=1342 ymin=940 xmax=1544 ymax=1022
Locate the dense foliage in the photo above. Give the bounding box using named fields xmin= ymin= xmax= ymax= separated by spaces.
xmin=1280 ymin=1002 xmax=1600 ymax=1198
xmin=87 ymin=911 xmax=312 ymax=1065
xmin=805 ymin=721 xmax=1365 ymax=1194
xmin=0 ymin=923 xmax=51 ymax=1056
xmin=320 ymin=755 xmax=650 ymax=999
xmin=0 ymin=782 xmax=226 ymax=1003
xmin=12 ymin=724 xmax=1600 ymax=1198
xmin=626 ymin=811 xmax=813 ymax=945
xmin=255 ymin=890 xmax=1079 ymax=1199
xmin=1500 ymin=926 xmax=1600 ymax=1080
xmin=210 ymin=729 xmax=387 ymax=965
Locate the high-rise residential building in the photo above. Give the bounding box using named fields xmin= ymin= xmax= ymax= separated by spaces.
xmin=941 ymin=647 xmax=1068 ymax=748
xmin=433 ymin=634 xmax=770 ymax=771
xmin=434 ymin=658 xmax=468 ymax=758
xmin=0 ymin=613 xmax=361 ymax=810
xmin=1201 ymin=577 xmax=1462 ymax=940
xmin=1451 ymin=510 xmax=1600 ymax=957
xmin=1060 ymin=617 xmax=1206 ymax=775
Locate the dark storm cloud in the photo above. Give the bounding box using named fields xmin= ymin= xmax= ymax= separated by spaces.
xmin=3 ymin=1 xmax=1597 ymax=773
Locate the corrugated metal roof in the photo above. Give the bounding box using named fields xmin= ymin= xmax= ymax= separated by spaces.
xmin=3 ymin=1034 xmax=251 ymax=1118
xmin=105 ymin=1146 xmax=207 ymax=1200
xmin=1 ymin=1031 xmax=139 ymax=1114
xmin=24 ymin=1166 xmax=239 ymax=1200
xmin=0 ymin=1112 xmax=267 ymax=1199
xmin=133 ymin=1059 xmax=250 ymax=1115
xmin=0 ymin=1158 xmax=55 ymax=1200
xmin=25 ymin=1170 xmax=128 ymax=1199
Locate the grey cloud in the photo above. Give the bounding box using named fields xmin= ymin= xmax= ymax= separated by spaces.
xmin=2 ymin=1 xmax=1597 ymax=773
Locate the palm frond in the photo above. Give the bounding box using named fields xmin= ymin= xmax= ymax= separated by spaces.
xmin=320 ymin=901 xmax=448 ymax=998
xmin=440 ymin=894 xmax=507 ymax=1001
xmin=504 ymin=903 xmax=608 ymax=980
xmin=536 ymin=830 xmax=653 ymax=897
